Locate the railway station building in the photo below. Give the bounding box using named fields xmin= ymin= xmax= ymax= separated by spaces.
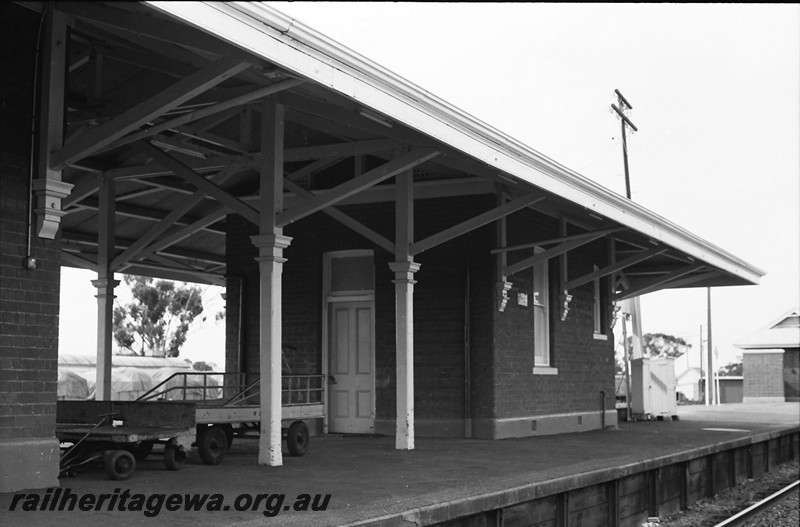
xmin=736 ymin=309 xmax=800 ymax=403
xmin=0 ymin=2 xmax=764 ymax=492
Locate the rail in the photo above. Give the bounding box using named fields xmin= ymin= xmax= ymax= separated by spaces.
xmin=712 ymin=479 xmax=800 ymax=527
xmin=137 ymin=372 xmax=324 ymax=408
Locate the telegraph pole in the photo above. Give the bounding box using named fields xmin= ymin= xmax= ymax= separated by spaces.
xmin=612 ymin=90 xmax=641 ymax=421
xmin=611 ymin=89 xmax=638 ymax=199
xmin=707 ymin=287 xmax=715 ymax=405
xmin=622 ymin=312 xmax=632 ymax=421
xmin=700 ymin=324 xmax=707 ymax=405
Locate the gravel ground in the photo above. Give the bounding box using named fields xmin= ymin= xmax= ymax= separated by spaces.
xmin=660 ymin=461 xmax=799 ymax=527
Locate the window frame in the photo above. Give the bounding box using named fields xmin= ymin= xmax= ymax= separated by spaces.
xmin=592 ymin=265 xmax=608 ymax=340
xmin=532 ymin=248 xmax=556 ymax=374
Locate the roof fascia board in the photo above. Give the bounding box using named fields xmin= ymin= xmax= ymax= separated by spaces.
xmin=146 ymin=1 xmax=764 ymax=285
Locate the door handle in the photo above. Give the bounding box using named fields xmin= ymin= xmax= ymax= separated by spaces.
xmin=329 ymin=375 xmax=337 ymax=384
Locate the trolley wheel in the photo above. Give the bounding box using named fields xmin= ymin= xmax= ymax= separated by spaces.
xmin=163 ymin=442 xmax=187 ymax=470
xmin=104 ymin=450 xmax=136 ymax=481
xmin=128 ymin=440 xmax=154 ymax=461
xmin=198 ymin=426 xmax=228 ymax=465
xmin=286 ymin=421 xmax=309 ymax=457
xmin=221 ymin=424 xmax=234 ymax=449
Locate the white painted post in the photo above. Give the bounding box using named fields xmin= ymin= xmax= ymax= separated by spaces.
xmin=251 ymin=234 xmax=291 ymax=465
xmin=93 ymin=175 xmax=117 ymax=400
xmin=390 ymin=261 xmax=419 ymax=450
xmin=392 ymin=167 xmax=416 ymax=450
xmin=253 ymin=99 xmax=288 ymax=466
xmin=92 ymin=278 xmax=117 ymax=400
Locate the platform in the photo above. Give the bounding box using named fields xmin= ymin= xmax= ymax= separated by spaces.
xmin=1 ymin=402 xmax=798 ymax=527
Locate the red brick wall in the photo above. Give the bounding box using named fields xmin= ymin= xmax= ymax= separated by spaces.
xmin=0 ymin=3 xmax=61 ymax=441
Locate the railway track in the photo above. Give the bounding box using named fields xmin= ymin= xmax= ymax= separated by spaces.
xmin=711 ymin=478 xmax=799 ymax=527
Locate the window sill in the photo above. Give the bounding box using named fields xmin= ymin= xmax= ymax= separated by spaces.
xmin=593 ymin=333 xmax=608 ymax=341
xmin=532 ymin=366 xmax=558 ymax=375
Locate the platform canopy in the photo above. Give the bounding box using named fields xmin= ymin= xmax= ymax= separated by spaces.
xmin=34 ymin=0 xmax=763 ymax=296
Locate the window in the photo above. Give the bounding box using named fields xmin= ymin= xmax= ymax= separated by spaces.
xmin=330 ymin=254 xmax=373 ymax=294
xmin=593 ymin=265 xmax=608 ymax=340
xmin=532 ymin=250 xmax=552 ymax=372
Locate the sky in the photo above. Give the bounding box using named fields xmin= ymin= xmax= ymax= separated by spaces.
xmin=59 ymin=3 xmax=799 ymax=373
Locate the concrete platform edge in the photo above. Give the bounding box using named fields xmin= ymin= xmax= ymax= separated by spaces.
xmin=340 ymin=425 xmax=800 ymax=527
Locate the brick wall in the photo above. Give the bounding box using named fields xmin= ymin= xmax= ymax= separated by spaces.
xmin=0 ymin=2 xmax=61 ymax=442
xmin=743 ymin=351 xmax=785 ymax=399
xmin=0 ymin=3 xmax=61 ymax=491
xmin=495 ymin=209 xmax=615 ymax=419
xmin=225 ymin=194 xmax=496 ymax=430
xmin=225 ymin=191 xmax=618 ymax=436
xmin=784 ymin=348 xmax=799 ymax=401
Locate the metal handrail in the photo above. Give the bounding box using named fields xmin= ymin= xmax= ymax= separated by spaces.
xmin=138 ymin=372 xmax=325 ymax=408
xmin=137 ymin=372 xmax=237 ymax=402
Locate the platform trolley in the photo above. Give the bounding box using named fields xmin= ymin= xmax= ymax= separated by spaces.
xmin=56 ymin=400 xmax=195 ymax=480
xmin=138 ymin=372 xmax=325 ymax=465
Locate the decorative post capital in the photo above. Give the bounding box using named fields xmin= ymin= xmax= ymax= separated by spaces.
xmin=250 ymin=234 xmax=293 ymax=263
xmin=250 ymin=233 xmax=292 ymax=250
xmin=389 ymin=261 xmax=420 ymax=285
xmin=91 ymin=278 xmax=120 ymax=295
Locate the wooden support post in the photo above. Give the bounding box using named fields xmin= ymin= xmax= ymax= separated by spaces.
xmin=649 ymin=468 xmax=661 ymax=518
xmin=490 ymin=509 xmax=503 ymax=527
xmin=496 ymin=191 xmax=512 ymax=312
xmin=252 ymin=99 xmax=290 ymax=466
xmin=728 ymin=449 xmax=736 ymax=487
xmin=607 ymin=237 xmax=618 ymax=330
xmin=92 ymin=175 xmax=117 ymax=400
xmin=558 ymin=215 xmax=572 ymax=321
xmin=608 ymin=479 xmax=620 ymax=527
xmin=706 ymin=455 xmax=715 ymax=498
xmin=556 ymin=492 xmax=569 ymax=527
xmin=746 ymin=445 xmax=754 ymax=479
xmin=680 ymin=461 xmax=689 ymax=510
xmin=391 ymin=164 xmax=417 ymax=450
xmin=34 ymin=6 xmax=73 ymax=239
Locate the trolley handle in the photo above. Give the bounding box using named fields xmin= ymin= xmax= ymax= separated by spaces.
xmin=61 ymin=412 xmax=118 ymax=461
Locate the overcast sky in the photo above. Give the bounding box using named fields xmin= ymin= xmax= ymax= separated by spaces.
xmin=60 ymin=3 xmax=799 ymax=371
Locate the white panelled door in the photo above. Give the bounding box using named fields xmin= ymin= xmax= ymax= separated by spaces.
xmin=328 ymin=301 xmax=375 ymax=433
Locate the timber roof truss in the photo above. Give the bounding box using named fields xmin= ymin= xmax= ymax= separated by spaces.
xmin=27 ymin=1 xmax=762 ymax=302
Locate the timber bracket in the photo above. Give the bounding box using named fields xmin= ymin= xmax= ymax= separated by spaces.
xmin=496 ymin=280 xmax=513 ymax=312
xmin=558 ymin=290 xmax=573 ymax=322
xmin=32 ymin=178 xmax=74 ymax=239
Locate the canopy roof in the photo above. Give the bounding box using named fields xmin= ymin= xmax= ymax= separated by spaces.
xmin=32 ymin=1 xmax=763 ymax=295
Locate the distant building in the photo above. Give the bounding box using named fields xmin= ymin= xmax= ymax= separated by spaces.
xmin=735 ymin=309 xmax=800 ymax=403
xmin=676 ymin=367 xmax=702 ymax=402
